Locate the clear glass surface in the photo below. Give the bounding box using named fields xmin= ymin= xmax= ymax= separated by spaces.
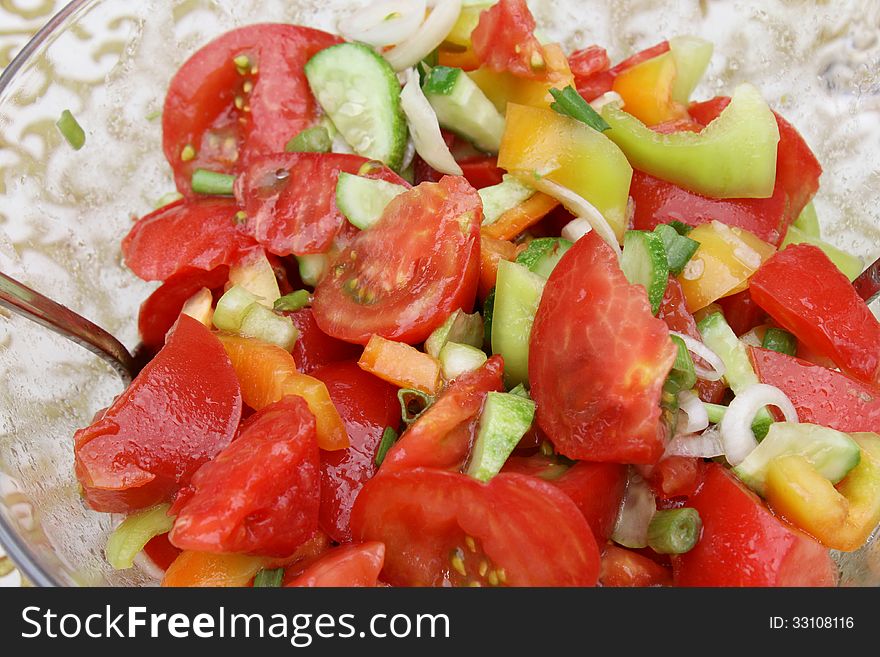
xmin=0 ymin=0 xmax=879 ymax=586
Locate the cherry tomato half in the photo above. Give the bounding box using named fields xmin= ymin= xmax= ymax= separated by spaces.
xmin=312 ymin=176 xmax=482 ymax=345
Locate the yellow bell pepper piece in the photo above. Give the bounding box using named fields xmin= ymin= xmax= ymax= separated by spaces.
xmin=468 ymin=44 xmax=573 ymax=112
xmin=677 ymin=221 xmax=775 ymax=312
xmin=765 ymin=433 xmax=880 ymax=551
xmin=445 ymin=1 xmax=497 ymax=48
xmin=612 ymin=51 xmax=687 ymax=126
xmin=497 ymin=103 xmax=632 ymax=241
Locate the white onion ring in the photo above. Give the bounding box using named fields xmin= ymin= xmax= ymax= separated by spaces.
xmin=664 ymin=427 xmax=725 ymax=459
xmin=677 ymin=390 xmax=710 ymax=434
xmin=532 ymin=178 xmax=621 ymax=257
xmin=399 ymin=69 xmax=463 ymax=175
xmin=721 ymin=383 xmax=798 ymax=466
xmin=338 ymin=0 xmax=427 ymax=47
xmin=561 ymin=217 xmax=592 ymax=243
xmin=669 ymin=331 xmax=726 ymax=382
xmin=384 ymin=0 xmax=463 ymax=71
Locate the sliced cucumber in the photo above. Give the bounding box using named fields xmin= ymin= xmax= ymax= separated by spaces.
xmin=239 ymin=303 xmax=299 ymax=351
xmin=697 ymin=312 xmax=758 ymax=394
xmin=305 ymin=43 xmax=407 ymax=170
xmin=792 ymin=201 xmax=820 ymax=237
xmin=439 ymin=341 xmax=488 ymax=380
xmin=491 ymin=260 xmax=546 ymax=387
xmin=782 ymin=224 xmax=863 ymax=281
xmin=466 ymin=391 xmax=536 ymax=482
xmin=336 ymin=172 xmax=408 ymax=230
xmin=516 ymin=237 xmax=573 ymax=279
xmin=296 ymin=254 xmax=328 ymax=287
xmin=423 ymin=66 xmax=506 ymax=153
xmin=213 ymin=286 xmax=261 ymax=332
xmin=734 ymin=422 xmax=862 ymax=496
xmin=480 ymin=175 xmax=535 ymax=226
xmin=669 ymin=36 xmax=714 ymax=105
xmin=425 ymin=309 xmax=484 ymax=359
xmin=621 ymin=230 xmax=669 ymax=314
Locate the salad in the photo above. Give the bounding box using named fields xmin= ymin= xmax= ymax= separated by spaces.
xmin=68 ymin=0 xmax=880 ymax=587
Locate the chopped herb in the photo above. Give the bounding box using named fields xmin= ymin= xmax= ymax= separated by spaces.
xmin=654 ymin=223 xmax=700 ymax=276
xmin=56 ymin=109 xmax=85 ymax=150
xmin=253 ymin=567 xmax=284 ymax=588
xmin=273 ymin=290 xmax=312 ymax=312
xmin=549 ymin=86 xmax=610 ymax=132
xmin=191 ymin=169 xmax=236 ymax=196
xmin=646 ymin=508 xmax=702 ymax=554
xmin=375 ymin=427 xmax=400 ymax=466
xmin=668 ymin=220 xmax=693 ymax=236
xmin=285 ymin=126 xmax=332 ymax=153
xmin=398 ymin=389 xmax=434 ymax=425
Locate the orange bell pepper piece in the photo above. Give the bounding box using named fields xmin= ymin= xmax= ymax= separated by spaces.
xmin=162 ymin=551 xmax=271 ymax=587
xmin=218 ymin=333 xmax=349 ymax=450
xmin=481 ymin=192 xmax=560 ymax=241
xmin=358 ymin=335 xmax=442 ymax=395
xmin=612 ymin=51 xmax=687 ymax=126
xmin=479 ymin=235 xmax=518 ymax=299
xmin=438 ymin=45 xmax=481 ymax=71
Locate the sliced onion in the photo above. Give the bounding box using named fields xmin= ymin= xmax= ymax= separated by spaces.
xmin=532 ymin=178 xmax=621 ymax=257
xmin=665 ymin=427 xmax=725 ymax=459
xmin=399 ymin=69 xmax=463 ymax=175
xmin=677 ymin=390 xmax=709 ymax=434
xmin=384 ymin=0 xmax=463 ymax=71
xmin=561 ymin=217 xmax=592 ymax=243
xmin=738 ymin=327 xmax=763 ymax=348
xmin=133 ymin=551 xmax=166 ymax=581
xmin=610 ymin=471 xmax=656 ymax=549
xmin=721 ymin=383 xmax=798 ymax=466
xmin=590 ymin=91 xmax=624 ymax=112
xmin=338 ymin=0 xmax=427 ymax=47
xmin=669 ymin=331 xmax=726 ymax=382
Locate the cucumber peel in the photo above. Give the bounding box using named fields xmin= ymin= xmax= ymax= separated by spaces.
xmin=621 ymin=230 xmax=669 ymax=314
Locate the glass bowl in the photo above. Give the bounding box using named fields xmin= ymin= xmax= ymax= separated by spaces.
xmin=1 ymin=0 xmax=879 ymax=587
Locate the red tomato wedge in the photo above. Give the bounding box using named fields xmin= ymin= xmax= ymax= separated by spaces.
xmin=123 ymin=199 xmax=257 ymax=282
xmin=288 ymin=308 xmax=362 ymax=375
xmin=657 ymin=277 xmax=725 ymax=403
xmin=471 ymin=0 xmax=549 ymax=80
xmin=749 ymin=346 xmax=880 ymax=433
xmin=74 ymin=316 xmax=242 ymax=513
xmin=235 ymin=152 xmax=409 ymax=256
xmin=170 ymin=395 xmax=320 ymax=557
xmin=351 ymin=468 xmax=600 ymax=586
xmin=645 ymin=455 xmax=706 ymax=500
xmin=529 ymin=231 xmax=677 ymax=463
xmin=379 ymin=356 xmax=504 ymax=475
xmin=600 ymin=545 xmax=672 ymax=587
xmin=143 ymin=533 xmax=182 ymax=572
xmin=750 ymin=243 xmax=880 ymax=384
xmin=572 ymin=41 xmax=669 ymax=101
xmin=716 ymin=288 xmax=767 ymax=337
xmin=631 ymin=99 xmax=821 ymax=246
xmin=313 ymin=362 xmax=400 ymax=543
xmin=285 ymin=542 xmax=385 ymax=587
xmin=162 ymin=24 xmax=341 ymax=194
xmin=138 ymin=266 xmax=229 ymax=350
xmin=312 ymin=176 xmax=482 ymax=345
xmin=458 ymin=155 xmax=505 ymax=189
xmin=503 ymin=456 xmax=626 ymax=541
xmin=672 ymin=464 xmax=838 ymax=586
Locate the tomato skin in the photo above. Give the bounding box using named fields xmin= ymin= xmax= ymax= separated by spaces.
xmin=631 ymin=100 xmax=821 ymax=246
xmin=749 ymin=346 xmax=880 ymax=433
xmin=74 ymin=316 xmax=242 ymax=513
xmin=170 ymin=395 xmax=320 ymax=557
xmin=313 ymin=362 xmax=400 ymax=543
xmin=600 ymin=545 xmax=671 ymax=587
xmin=529 ymin=231 xmax=677 ymax=463
xmin=458 ymin=156 xmax=505 ymax=189
xmin=750 ymin=244 xmax=880 ymax=385
xmin=123 ymin=200 xmax=257 ymax=282
xmin=312 ymin=176 xmax=482 ymax=345
xmin=471 ymin=0 xmax=547 ymax=80
xmin=162 ymin=24 xmax=341 ymax=194
xmin=236 ymin=152 xmax=409 ymax=257
xmin=285 ymin=542 xmax=385 ymax=587
xmin=657 ymin=277 xmax=726 ymax=403
xmin=672 ymin=464 xmax=838 ymax=586
xmin=138 ymin=266 xmax=229 ymax=350
xmin=572 ymin=41 xmax=669 ymax=101
xmin=380 ymin=356 xmax=504 ymax=474
xmin=288 ymin=308 xmax=362 ymax=375
xmin=351 ymin=468 xmax=600 ymax=586
xmin=503 ymin=456 xmax=626 ymax=541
